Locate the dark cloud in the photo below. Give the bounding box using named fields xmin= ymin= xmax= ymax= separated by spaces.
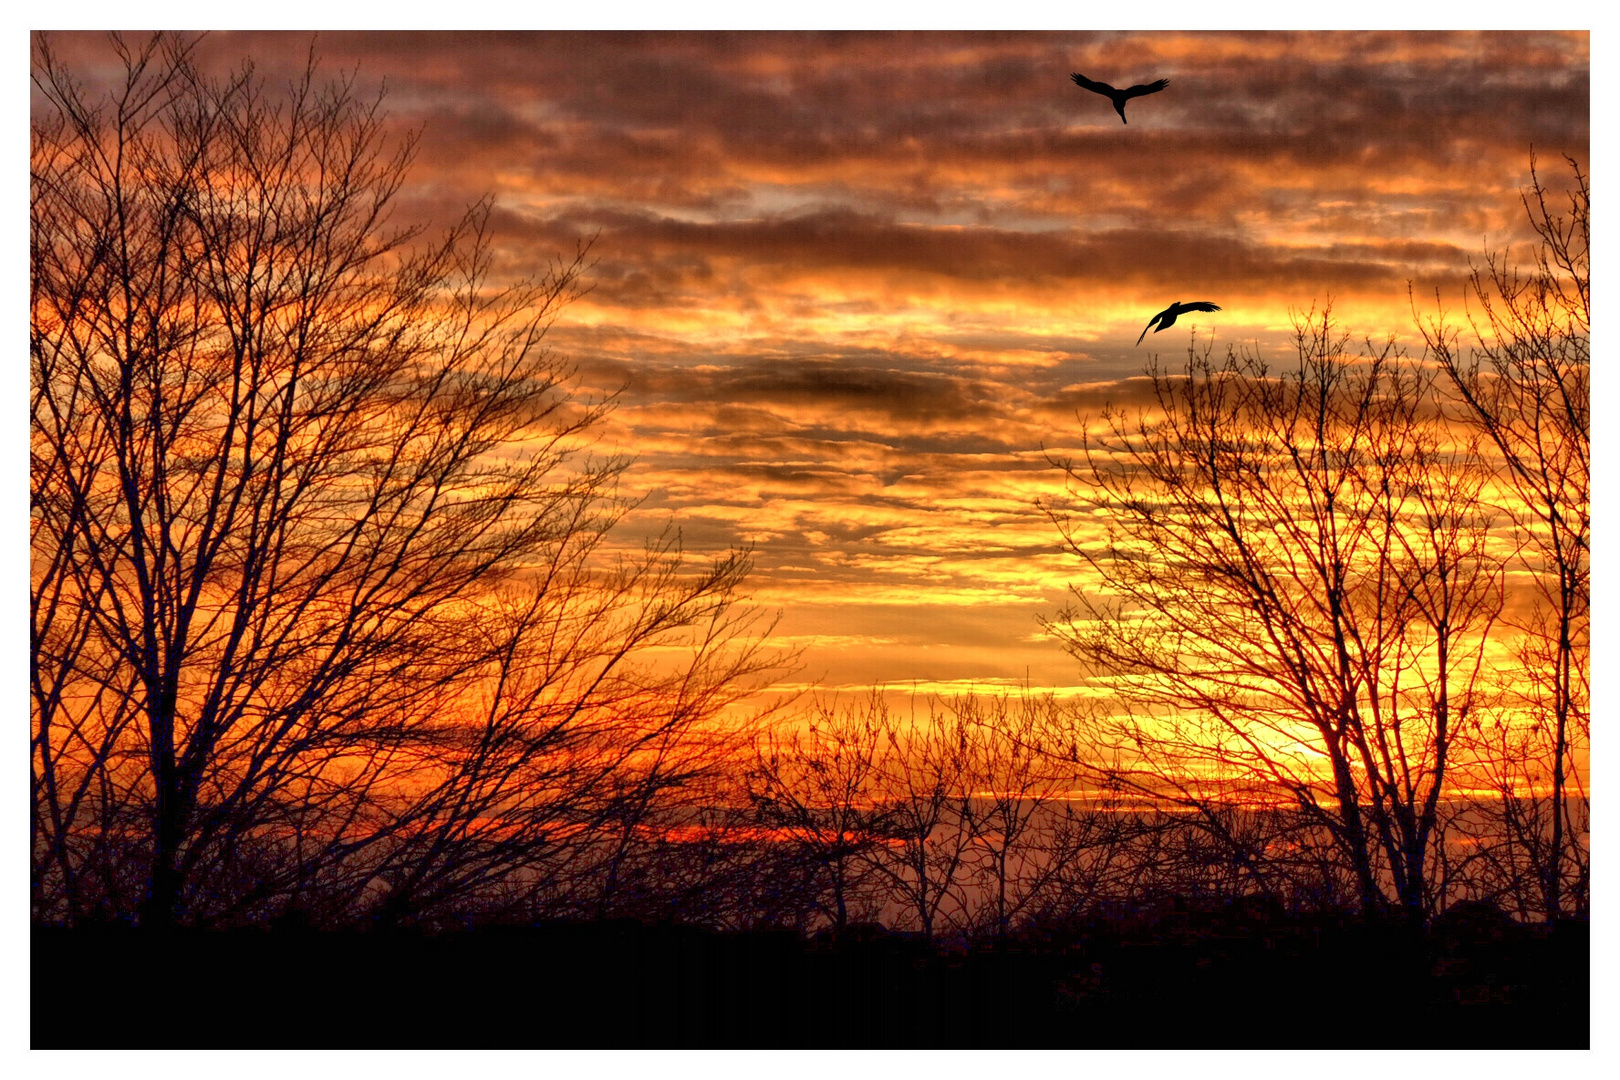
xmin=632 ymin=360 xmax=998 ymax=421
xmin=502 ymin=204 xmax=1468 ymax=311
xmin=148 ymin=31 xmax=1584 ymax=234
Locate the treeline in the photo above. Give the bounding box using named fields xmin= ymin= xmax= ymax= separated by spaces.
xmin=29 ymin=685 xmax=1590 ymax=935
xmin=463 ymin=690 xmax=1590 ymax=938
xmin=31 ymin=35 xmax=1588 ymax=938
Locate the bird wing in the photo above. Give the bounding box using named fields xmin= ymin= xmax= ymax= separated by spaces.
xmin=1070 ymin=72 xmax=1116 ymax=95
xmin=1135 ymin=316 xmax=1160 ymax=346
xmin=1178 ymin=301 xmax=1221 ymax=314
xmin=1122 ymin=77 xmax=1170 ymax=99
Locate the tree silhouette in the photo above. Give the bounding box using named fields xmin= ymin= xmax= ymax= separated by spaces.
xmin=1414 ymin=155 xmax=1589 ymax=920
xmin=951 ymin=693 xmax=1081 ymax=941
xmin=30 ymin=33 xmax=778 ymax=930
xmin=746 ymin=698 xmax=893 ymax=938
xmin=1043 ymin=313 xmax=1505 ymax=922
xmin=864 ymin=700 xmax=976 ymax=943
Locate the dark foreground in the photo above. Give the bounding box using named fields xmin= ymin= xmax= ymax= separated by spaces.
xmin=34 ymin=905 xmax=1587 ymax=1049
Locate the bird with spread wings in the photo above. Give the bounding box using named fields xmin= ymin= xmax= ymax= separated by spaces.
xmin=1136 ymin=301 xmax=1222 ymax=345
xmin=1070 ymin=72 xmax=1170 ymax=124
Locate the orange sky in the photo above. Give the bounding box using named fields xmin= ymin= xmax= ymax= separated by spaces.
xmin=43 ymin=30 xmax=1589 ymax=700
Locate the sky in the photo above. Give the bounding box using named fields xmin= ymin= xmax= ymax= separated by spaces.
xmin=39 ymin=29 xmax=1591 ymax=700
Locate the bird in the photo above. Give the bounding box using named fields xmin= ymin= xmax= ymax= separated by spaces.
xmin=1136 ymin=301 xmax=1222 ymax=346
xmin=1070 ymin=72 xmax=1170 ymax=124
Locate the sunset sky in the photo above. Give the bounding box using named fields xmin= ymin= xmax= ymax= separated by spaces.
xmin=44 ymin=29 xmax=1590 ymax=700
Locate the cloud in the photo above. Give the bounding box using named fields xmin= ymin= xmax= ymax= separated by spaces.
xmin=44 ymin=30 xmax=1585 ymax=694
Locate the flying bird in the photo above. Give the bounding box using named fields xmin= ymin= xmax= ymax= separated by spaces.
xmin=1136 ymin=301 xmax=1222 ymax=346
xmin=1070 ymin=72 xmax=1170 ymax=124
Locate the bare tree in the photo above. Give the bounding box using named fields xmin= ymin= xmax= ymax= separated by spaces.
xmin=1043 ymin=313 xmax=1505 ymax=922
xmin=745 ymin=697 xmax=893 ymax=938
xmin=952 ymin=693 xmax=1080 ymax=941
xmin=1024 ymin=774 xmax=1164 ymax=925
xmin=864 ymin=701 xmax=976 ymax=943
xmin=31 ymin=33 xmax=777 ymax=930
xmin=1413 ymin=154 xmax=1589 ymax=920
